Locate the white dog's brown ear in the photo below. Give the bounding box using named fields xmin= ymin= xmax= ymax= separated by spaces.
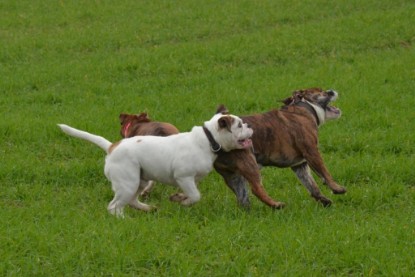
xmin=218 ymin=116 xmax=233 ymax=132
xmin=216 ymin=104 xmax=229 ymax=114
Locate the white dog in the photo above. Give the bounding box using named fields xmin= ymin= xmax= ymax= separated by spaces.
xmin=58 ymin=109 xmax=253 ymax=217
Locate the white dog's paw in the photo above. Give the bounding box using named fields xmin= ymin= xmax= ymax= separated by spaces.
xmin=129 ymin=200 xmax=156 ymax=212
xmin=169 ymin=193 xmax=187 ymax=203
xmin=180 ymin=198 xmax=196 ymax=206
xmin=108 ymin=207 xmax=125 ymax=218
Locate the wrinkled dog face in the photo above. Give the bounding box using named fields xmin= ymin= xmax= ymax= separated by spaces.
xmin=288 ymin=88 xmax=342 ymax=121
xmin=222 ymin=115 xmax=253 ymax=150
xmin=205 ymin=112 xmax=253 ymax=152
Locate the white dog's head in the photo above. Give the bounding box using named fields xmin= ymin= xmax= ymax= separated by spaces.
xmin=203 ymin=105 xmax=253 ymax=152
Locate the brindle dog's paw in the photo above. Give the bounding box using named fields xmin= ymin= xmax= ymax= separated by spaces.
xmin=318 ymin=196 xmax=333 ymax=207
xmin=332 ymin=186 xmax=347 ymax=194
xmin=271 ymin=201 xmax=286 ymax=209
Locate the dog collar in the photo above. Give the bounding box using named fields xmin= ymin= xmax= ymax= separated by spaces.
xmin=202 ymin=126 xmax=222 ymax=153
xmin=297 ymin=101 xmax=325 ymax=126
xmin=122 ymin=122 xmax=132 ymax=137
xmin=304 ymin=101 xmax=325 ymax=126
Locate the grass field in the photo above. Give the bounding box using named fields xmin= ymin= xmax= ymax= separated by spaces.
xmin=1 ymin=0 xmax=415 ymax=275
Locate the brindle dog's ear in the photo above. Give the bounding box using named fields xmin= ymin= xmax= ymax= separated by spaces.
xmin=216 ymin=104 xmax=229 ymax=114
xmin=292 ymin=90 xmax=306 ymax=103
xmin=282 ymin=90 xmax=306 ymax=106
xmin=282 ymin=96 xmax=295 ymax=106
xmin=218 ymin=116 xmax=233 ymax=132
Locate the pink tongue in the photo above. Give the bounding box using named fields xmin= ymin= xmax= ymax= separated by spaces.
xmin=240 ymin=139 xmax=252 ymax=148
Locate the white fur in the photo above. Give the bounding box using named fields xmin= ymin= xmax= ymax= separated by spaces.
xmin=306 ymin=101 xmax=326 ymax=125
xmin=58 ymin=113 xmax=252 ymax=217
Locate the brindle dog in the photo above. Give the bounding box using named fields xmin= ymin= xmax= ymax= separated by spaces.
xmin=214 ymin=88 xmax=346 ymax=207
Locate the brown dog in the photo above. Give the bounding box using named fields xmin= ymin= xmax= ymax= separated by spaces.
xmin=119 ymin=112 xmax=179 ymax=138
xmin=214 ymin=88 xmax=346 ymax=207
xmin=120 ymin=111 xmax=283 ymax=208
xmin=119 ymin=112 xmax=179 ymax=196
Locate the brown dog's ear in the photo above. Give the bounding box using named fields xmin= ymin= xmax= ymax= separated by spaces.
xmin=119 ymin=114 xmax=128 ymax=124
xmin=218 ymin=116 xmax=233 ymax=132
xmin=136 ymin=112 xmax=151 ymax=122
xmin=216 ymin=104 xmax=229 ymax=114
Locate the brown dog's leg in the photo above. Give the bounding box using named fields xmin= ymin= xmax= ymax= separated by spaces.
xmin=214 ymin=149 xmax=285 ymax=209
xmin=303 ymin=150 xmax=347 ymax=194
xmin=291 ymin=162 xmax=332 ymax=207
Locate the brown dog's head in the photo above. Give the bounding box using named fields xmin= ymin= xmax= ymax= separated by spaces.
xmin=119 ymin=112 xmax=151 ymax=137
xmin=119 ymin=112 xmax=180 ymax=138
xmin=283 ymin=88 xmax=341 ymax=123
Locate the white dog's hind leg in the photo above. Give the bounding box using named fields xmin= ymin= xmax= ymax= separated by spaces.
xmin=106 ymin=178 xmax=139 ymax=218
xmin=138 ymin=180 xmax=155 ymax=197
xmin=176 ymin=177 xmax=201 ymax=206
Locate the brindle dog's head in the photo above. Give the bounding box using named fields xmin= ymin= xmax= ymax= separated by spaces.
xmin=283 ymin=88 xmax=341 ymax=122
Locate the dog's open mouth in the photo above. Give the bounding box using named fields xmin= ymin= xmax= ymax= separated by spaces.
xmin=238 ymin=138 xmax=253 ymax=149
xmin=326 ymin=105 xmax=341 ymax=114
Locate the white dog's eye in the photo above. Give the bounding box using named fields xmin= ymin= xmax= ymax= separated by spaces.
xmin=238 ymin=122 xmax=242 ymax=128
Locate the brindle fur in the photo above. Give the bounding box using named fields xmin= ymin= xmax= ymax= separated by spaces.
xmin=214 ymin=88 xmax=346 ymax=207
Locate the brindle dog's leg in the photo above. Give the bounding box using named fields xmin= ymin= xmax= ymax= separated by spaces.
xmin=214 ymin=168 xmax=251 ymax=208
xmin=291 ymin=162 xmax=332 ymax=207
xmin=214 ymin=149 xmax=285 ymax=209
xmin=303 ymin=149 xmax=347 ymax=194
xmin=214 ymin=150 xmax=250 ymax=207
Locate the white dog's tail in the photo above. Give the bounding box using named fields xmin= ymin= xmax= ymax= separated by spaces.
xmin=58 ymin=124 xmax=112 ymax=153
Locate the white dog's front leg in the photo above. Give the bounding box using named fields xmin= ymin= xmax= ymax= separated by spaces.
xmin=108 ymin=198 xmax=125 ymax=218
xmin=176 ymin=177 xmax=201 ymax=206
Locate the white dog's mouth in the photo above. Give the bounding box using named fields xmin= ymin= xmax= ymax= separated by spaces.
xmin=238 ymin=138 xmax=252 ymax=149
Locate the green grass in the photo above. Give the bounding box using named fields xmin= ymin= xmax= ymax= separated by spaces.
xmin=1 ymin=0 xmax=415 ymax=275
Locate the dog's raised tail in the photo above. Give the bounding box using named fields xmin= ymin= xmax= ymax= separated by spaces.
xmin=58 ymin=124 xmax=112 ymax=153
